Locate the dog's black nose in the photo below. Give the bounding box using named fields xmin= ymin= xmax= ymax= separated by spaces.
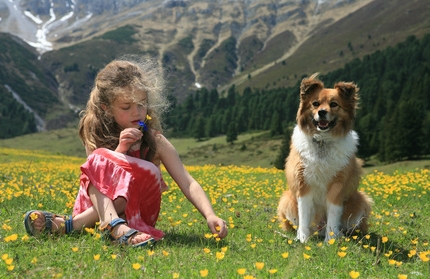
xmin=318 ymin=110 xmax=327 ymax=117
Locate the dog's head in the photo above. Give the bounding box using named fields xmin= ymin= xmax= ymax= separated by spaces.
xmin=297 ymin=73 xmax=359 ymax=138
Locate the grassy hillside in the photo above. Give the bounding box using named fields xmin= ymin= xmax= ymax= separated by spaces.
xmin=0 ymin=128 xmax=281 ymax=167
xmin=1 ymin=128 xmax=429 ymax=174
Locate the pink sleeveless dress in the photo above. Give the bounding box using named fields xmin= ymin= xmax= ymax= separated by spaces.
xmin=73 ymin=148 xmax=166 ymax=240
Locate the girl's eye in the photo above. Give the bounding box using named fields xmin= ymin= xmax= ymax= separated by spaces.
xmin=330 ymin=102 xmax=338 ymax=108
xmin=121 ymin=106 xmax=131 ymax=110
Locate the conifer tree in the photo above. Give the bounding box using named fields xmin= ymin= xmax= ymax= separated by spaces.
xmin=270 ymin=111 xmax=282 ymax=137
xmin=226 ymin=122 xmax=238 ymax=144
xmin=206 ymin=116 xmax=217 ymax=138
xmin=274 ymin=127 xmax=292 ymax=170
xmin=193 ymin=117 xmax=205 ymax=141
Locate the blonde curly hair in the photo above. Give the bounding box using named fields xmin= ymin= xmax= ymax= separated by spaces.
xmin=79 ymin=56 xmax=169 ymax=161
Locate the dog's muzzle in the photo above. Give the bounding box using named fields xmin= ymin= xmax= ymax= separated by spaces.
xmin=313 ymin=110 xmax=335 ymax=131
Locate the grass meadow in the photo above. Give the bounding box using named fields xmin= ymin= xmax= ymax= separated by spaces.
xmin=0 ymin=147 xmax=429 ymax=278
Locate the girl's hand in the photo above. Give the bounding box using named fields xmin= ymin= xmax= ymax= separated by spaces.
xmin=115 ymin=128 xmax=142 ymax=154
xmin=206 ymin=215 xmax=228 ymax=239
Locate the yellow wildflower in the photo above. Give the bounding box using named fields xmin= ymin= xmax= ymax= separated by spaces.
xmin=216 ymin=252 xmax=225 ymax=260
xmin=199 ymin=269 xmax=208 ymax=277
xmin=338 ymin=252 xmax=347 ymax=258
xmin=237 ymin=268 xmax=246 ymax=275
xmin=4 ymin=234 xmax=18 ymax=242
xmin=349 ymin=270 xmax=360 ymax=278
xmin=203 ymin=248 xmax=210 ymax=254
xmin=2 ymin=224 xmax=12 ymax=231
xmin=132 ymin=263 xmax=141 ymax=270
xmin=30 ymin=212 xmax=38 ymax=221
xmin=255 ymin=262 xmax=264 ymax=270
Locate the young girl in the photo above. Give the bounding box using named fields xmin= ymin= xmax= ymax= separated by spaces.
xmin=24 ymin=57 xmax=228 ymax=247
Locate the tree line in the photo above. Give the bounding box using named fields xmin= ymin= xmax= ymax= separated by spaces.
xmin=0 ymin=85 xmax=37 ymax=138
xmin=165 ymin=34 xmax=430 ymax=164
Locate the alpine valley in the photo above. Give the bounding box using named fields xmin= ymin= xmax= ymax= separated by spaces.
xmin=0 ymin=0 xmax=429 ymax=136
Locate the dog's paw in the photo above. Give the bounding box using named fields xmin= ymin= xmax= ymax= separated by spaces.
xmin=296 ymin=228 xmax=311 ymax=243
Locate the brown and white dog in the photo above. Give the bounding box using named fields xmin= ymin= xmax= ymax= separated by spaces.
xmin=277 ymin=74 xmax=372 ymax=243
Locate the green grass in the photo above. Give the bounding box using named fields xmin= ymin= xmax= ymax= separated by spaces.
xmin=1 ymin=147 xmax=429 ymax=278
xmin=0 ymin=129 xmax=280 ymax=168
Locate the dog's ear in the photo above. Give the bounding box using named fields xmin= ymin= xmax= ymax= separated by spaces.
xmin=335 ymin=82 xmax=359 ymax=102
xmin=300 ymin=73 xmax=323 ymax=100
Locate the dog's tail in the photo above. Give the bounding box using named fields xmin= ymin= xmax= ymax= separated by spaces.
xmin=357 ymin=191 xmax=373 ymax=233
xmin=343 ymin=191 xmax=373 ymax=234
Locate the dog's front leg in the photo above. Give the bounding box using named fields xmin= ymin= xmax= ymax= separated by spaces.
xmin=297 ymin=194 xmax=314 ymax=243
xmin=325 ymin=202 xmax=343 ymax=241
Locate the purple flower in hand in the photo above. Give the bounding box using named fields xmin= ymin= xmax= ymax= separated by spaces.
xmin=138 ymin=120 xmax=148 ymax=131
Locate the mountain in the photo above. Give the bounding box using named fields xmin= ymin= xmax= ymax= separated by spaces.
xmin=0 ymin=32 xmax=76 ymax=134
xmin=0 ymin=0 xmax=429 ymax=137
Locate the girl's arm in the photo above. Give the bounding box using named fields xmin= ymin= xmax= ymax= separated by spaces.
xmin=155 ymin=134 xmax=228 ymax=238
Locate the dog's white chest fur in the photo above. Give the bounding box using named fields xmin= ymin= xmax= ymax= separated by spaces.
xmin=291 ymin=125 xmax=358 ymax=189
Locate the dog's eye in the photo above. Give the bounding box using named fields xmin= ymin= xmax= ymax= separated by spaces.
xmin=330 ymin=102 xmax=338 ymax=108
xmin=312 ymin=102 xmax=320 ymax=107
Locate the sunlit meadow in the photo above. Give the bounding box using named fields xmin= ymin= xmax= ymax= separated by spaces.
xmin=0 ymin=147 xmax=429 ymax=278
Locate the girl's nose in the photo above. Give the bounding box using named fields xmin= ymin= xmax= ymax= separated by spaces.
xmin=131 ymin=104 xmax=140 ymax=116
xmin=134 ymin=104 xmax=146 ymax=117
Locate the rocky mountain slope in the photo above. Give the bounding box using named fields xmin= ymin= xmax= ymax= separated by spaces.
xmin=1 ymin=0 xmax=429 ymax=133
xmin=1 ymin=0 xmax=374 ymax=95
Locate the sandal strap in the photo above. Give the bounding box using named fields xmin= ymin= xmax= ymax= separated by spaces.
xmin=43 ymin=212 xmax=54 ymax=233
xmin=102 ymin=218 xmax=127 ymax=233
xmin=118 ymin=229 xmax=139 ymax=245
xmin=64 ymin=215 xmax=73 ymax=234
xmin=99 ymin=218 xmax=154 ymax=247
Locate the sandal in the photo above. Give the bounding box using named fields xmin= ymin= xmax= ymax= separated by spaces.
xmin=100 ymin=218 xmax=154 ymax=248
xmin=24 ymin=210 xmax=73 ymax=236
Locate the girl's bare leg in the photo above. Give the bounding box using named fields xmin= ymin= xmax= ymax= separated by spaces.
xmin=30 ymin=188 xmax=127 ymax=234
xmin=88 ymin=184 xmax=151 ymax=244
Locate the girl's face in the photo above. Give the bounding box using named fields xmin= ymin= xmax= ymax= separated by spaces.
xmin=110 ymin=88 xmax=148 ymax=130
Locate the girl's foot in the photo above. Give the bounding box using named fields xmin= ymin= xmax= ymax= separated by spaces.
xmin=24 ymin=210 xmax=72 ymax=235
xmin=101 ymin=218 xmax=154 ymax=247
xmin=113 ymin=224 xmax=153 ymax=245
